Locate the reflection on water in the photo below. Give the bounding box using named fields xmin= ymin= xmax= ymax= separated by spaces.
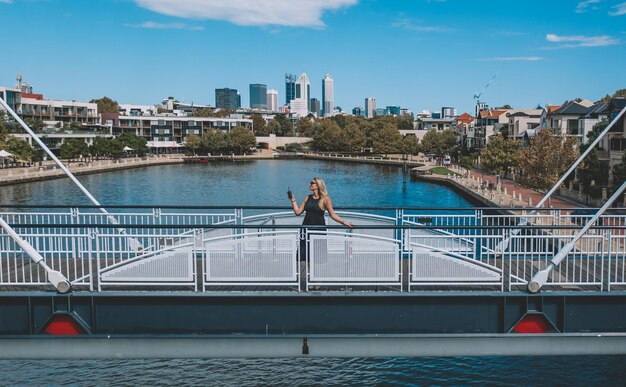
xmin=1 ymin=356 xmax=626 ymax=385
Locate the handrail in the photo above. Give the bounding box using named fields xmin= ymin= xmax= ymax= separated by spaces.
xmin=528 ymin=178 xmax=626 ymax=293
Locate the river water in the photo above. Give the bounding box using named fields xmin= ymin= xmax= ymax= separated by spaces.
xmin=0 ymin=160 xmax=624 ymax=385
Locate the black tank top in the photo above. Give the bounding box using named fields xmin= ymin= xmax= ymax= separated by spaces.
xmin=302 ymin=195 xmax=326 ymax=225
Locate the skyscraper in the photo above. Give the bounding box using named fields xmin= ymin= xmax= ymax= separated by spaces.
xmin=365 ymin=97 xmax=376 ymax=118
xmin=310 ymin=98 xmax=321 ymax=117
xmin=266 ymin=89 xmax=278 ymax=112
xmin=215 ymin=88 xmax=240 ymax=110
xmin=285 ymin=73 xmax=296 ymax=105
xmin=289 ymin=72 xmax=310 ymax=117
xmin=322 ymin=74 xmax=334 ymax=117
xmin=249 ymin=84 xmax=267 ymax=109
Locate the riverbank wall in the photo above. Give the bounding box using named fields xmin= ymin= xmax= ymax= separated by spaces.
xmin=0 ymin=156 xmax=184 ymax=186
xmin=302 ymin=153 xmax=425 ymax=168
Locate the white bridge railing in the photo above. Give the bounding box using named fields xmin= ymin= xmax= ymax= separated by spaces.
xmin=0 ymin=206 xmax=624 ymax=292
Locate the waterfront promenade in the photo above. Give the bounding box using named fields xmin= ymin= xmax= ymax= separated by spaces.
xmin=0 ymin=155 xmax=184 ymax=185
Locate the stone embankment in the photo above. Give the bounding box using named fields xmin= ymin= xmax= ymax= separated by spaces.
xmin=303 ymin=152 xmax=426 ymax=168
xmin=0 ymin=156 xmax=184 ymax=186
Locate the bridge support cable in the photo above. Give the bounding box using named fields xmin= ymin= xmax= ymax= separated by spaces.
xmin=0 ymin=217 xmax=71 ymax=293
xmin=528 ymin=178 xmax=626 ymax=293
xmin=498 ymin=106 xmax=626 ymax=252
xmin=0 ymin=97 xmax=142 ymax=251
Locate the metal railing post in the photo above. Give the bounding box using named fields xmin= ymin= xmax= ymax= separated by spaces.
xmin=0 ymin=217 xmax=70 ymax=293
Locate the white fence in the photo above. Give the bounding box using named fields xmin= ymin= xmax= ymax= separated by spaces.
xmin=0 ymin=207 xmax=624 ymax=292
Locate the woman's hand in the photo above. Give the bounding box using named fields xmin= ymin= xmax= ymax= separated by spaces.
xmin=342 ymin=221 xmax=354 ymax=228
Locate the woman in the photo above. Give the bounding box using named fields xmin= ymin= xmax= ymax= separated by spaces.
xmin=289 ymin=177 xmax=353 ymax=228
xmin=289 ymin=177 xmax=353 ymax=264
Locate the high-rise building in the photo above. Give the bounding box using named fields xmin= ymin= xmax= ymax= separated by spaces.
xmin=215 ymin=88 xmax=240 ymax=110
xmin=249 ymin=84 xmax=267 ymax=109
xmin=285 ymin=73 xmax=297 ymax=105
xmin=365 ymin=97 xmax=376 ymax=118
xmin=441 ymin=107 xmax=457 ymax=118
xmin=289 ymin=73 xmax=310 ymax=117
xmin=309 ymin=98 xmax=321 ymax=117
xmin=322 ymin=74 xmax=334 ymax=117
xmin=266 ymin=89 xmax=278 ymax=112
xmin=387 ymin=106 xmax=401 ymax=116
xmin=352 ymin=107 xmax=364 ymax=116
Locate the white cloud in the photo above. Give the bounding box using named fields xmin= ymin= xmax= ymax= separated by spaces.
xmin=126 ymin=21 xmax=204 ymax=31
xmin=609 ymin=2 xmax=626 ymax=15
xmin=392 ymin=19 xmax=454 ymax=33
xmin=576 ymin=0 xmax=601 ymax=13
xmin=545 ymin=33 xmax=619 ymax=47
xmin=134 ymin=0 xmax=358 ymax=28
xmin=478 ymin=57 xmax=544 ymax=61
xmin=0 ymin=0 xmax=13 ymax=4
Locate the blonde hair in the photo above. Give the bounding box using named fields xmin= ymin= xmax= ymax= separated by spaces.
xmin=313 ymin=177 xmax=328 ymax=211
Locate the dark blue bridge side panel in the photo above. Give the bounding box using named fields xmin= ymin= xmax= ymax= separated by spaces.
xmin=1 ymin=293 xmax=625 ymax=336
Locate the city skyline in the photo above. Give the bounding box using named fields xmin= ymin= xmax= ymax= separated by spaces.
xmin=0 ymin=0 xmax=625 ymax=114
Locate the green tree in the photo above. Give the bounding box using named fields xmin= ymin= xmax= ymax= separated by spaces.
xmin=421 ymin=129 xmax=457 ymax=157
xmin=343 ymin=123 xmax=367 ymax=152
xmin=89 ymin=97 xmax=120 ymax=114
xmin=312 ymin=120 xmax=345 ymax=151
xmin=479 ymin=134 xmax=522 ymax=175
xmin=0 ymin=112 xmax=8 ymax=144
xmin=372 ymin=123 xmax=403 ymax=156
xmin=227 ymin=126 xmax=256 ymax=154
xmin=117 ymin=133 xmax=148 ymax=154
xmin=251 ymin=113 xmax=269 ymax=136
xmin=517 ymin=130 xmax=579 ymax=190
xmin=397 ymin=116 xmax=415 ymax=130
xmin=612 ymin=152 xmax=626 ymax=188
xmin=296 ymin=117 xmax=318 ymax=137
xmin=185 ymin=134 xmax=201 ymax=155
xmin=4 ymin=137 xmax=34 ymax=162
xmin=202 ymin=129 xmax=228 ymax=154
xmin=267 ymin=119 xmax=282 ymax=136
xmin=274 ymin=114 xmax=293 ymax=136
xmin=108 ymin=138 xmax=125 ymax=158
xmin=579 ymin=119 xmax=609 ymax=192
xmin=60 ymin=138 xmax=89 ymax=160
xmin=401 ymin=134 xmax=420 ymax=155
xmin=91 ymin=137 xmax=112 ymax=158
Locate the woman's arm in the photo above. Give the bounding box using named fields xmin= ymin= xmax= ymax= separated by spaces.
xmin=326 ymin=197 xmax=354 ymax=228
xmin=291 ymin=196 xmax=307 ymax=216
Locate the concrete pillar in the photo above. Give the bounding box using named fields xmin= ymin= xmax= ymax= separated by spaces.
xmin=602 ymin=188 xmax=608 ymax=201
xmin=528 ymin=197 xmax=533 ymax=207
xmin=518 ymin=193 xmax=523 ymax=202
xmin=504 ymin=188 xmax=508 ymax=196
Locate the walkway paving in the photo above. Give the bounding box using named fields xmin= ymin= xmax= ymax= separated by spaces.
xmin=464 ymin=168 xmax=577 ymax=209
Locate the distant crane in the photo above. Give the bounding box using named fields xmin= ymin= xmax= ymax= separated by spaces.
xmin=473 ymin=73 xmax=497 ymax=115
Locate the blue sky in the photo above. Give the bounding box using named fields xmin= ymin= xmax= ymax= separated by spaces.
xmin=0 ymin=0 xmax=625 ymax=114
